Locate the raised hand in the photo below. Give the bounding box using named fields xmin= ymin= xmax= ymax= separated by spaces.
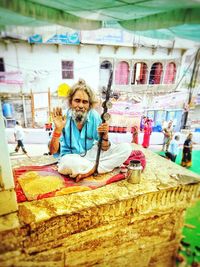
xmin=51 ymin=107 xmax=67 ymax=132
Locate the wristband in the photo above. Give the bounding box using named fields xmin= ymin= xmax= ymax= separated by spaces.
xmin=53 ymin=131 xmax=62 ymax=138
xmin=102 ymin=138 xmax=109 ymax=141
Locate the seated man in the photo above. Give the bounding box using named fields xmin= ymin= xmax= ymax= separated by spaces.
xmin=165 ymin=135 xmax=180 ymax=162
xmin=49 ymin=79 xmax=132 ymax=182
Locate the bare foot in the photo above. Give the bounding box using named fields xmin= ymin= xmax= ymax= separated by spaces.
xmin=75 ymin=166 xmax=96 ymax=182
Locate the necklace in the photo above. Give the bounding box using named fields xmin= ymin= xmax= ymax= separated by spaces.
xmin=63 ymin=118 xmax=88 ymax=157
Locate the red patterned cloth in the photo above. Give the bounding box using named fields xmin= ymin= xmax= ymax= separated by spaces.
xmin=123 ymin=150 xmax=146 ymax=170
xmin=13 ymin=165 xmax=125 ymax=203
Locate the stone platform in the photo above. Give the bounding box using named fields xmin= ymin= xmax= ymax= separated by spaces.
xmin=0 ymin=144 xmax=200 ymax=267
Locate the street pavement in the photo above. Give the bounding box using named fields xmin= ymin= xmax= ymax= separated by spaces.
xmin=8 ymin=143 xmax=200 ymax=160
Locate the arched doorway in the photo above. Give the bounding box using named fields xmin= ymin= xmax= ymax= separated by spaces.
xmin=99 ymin=60 xmax=112 ymax=87
xmin=115 ymin=61 xmax=129 ymax=85
xmin=132 ymin=62 xmax=148 ymax=84
xmin=149 ymin=62 xmax=163 ymax=84
xmin=163 ymin=62 xmax=176 ymax=84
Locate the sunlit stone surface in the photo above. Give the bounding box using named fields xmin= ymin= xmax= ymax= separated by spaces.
xmin=0 ymin=145 xmax=200 ymax=267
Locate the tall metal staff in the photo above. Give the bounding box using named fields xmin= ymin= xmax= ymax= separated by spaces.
xmin=94 ymin=70 xmax=113 ymax=176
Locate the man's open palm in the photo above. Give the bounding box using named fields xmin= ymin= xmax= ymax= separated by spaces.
xmin=51 ymin=107 xmax=66 ymax=132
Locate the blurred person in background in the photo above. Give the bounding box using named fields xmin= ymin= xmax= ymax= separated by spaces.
xmin=142 ymin=118 xmax=152 ymax=148
xmin=181 ymin=133 xmax=193 ymax=168
xmin=14 ymin=121 xmax=27 ymax=154
xmin=165 ymin=135 xmax=180 ymax=162
xmin=162 ymin=120 xmax=173 ymax=151
xmin=131 ymin=125 xmax=139 ymax=144
xmin=140 ymin=115 xmax=146 ymax=132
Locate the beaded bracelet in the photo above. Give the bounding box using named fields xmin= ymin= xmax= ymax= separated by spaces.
xmin=53 ymin=131 xmax=62 ymax=138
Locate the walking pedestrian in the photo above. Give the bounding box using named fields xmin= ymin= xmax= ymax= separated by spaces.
xmin=14 ymin=121 xmax=27 ymax=154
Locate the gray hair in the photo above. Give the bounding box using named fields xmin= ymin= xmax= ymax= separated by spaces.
xmin=68 ymin=79 xmax=97 ymax=108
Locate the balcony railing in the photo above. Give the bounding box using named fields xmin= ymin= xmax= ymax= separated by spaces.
xmin=100 ymin=83 xmax=177 ymax=94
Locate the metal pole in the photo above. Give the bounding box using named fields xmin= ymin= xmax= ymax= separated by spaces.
xmin=183 ymin=48 xmax=200 ymax=129
xmin=22 ymin=94 xmax=27 ymax=128
xmin=15 ymin=43 xmax=28 ymax=127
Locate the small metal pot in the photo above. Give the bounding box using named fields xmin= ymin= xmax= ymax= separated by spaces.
xmin=127 ymin=160 xmax=142 ymax=184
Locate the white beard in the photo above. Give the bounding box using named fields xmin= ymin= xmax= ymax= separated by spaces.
xmin=72 ymin=110 xmax=88 ymax=124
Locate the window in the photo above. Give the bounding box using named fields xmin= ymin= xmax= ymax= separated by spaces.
xmin=62 ymin=61 xmax=74 ymax=79
xmin=132 ymin=62 xmax=148 ymax=84
xmin=163 ymin=62 xmax=176 ymax=84
xmin=149 ymin=62 xmax=163 ymax=84
xmin=115 ymin=61 xmax=129 ymax=85
xmin=99 ymin=60 xmax=112 ymax=87
xmin=0 ymin=58 xmax=5 ymax=82
xmin=0 ymin=58 xmax=5 ymax=72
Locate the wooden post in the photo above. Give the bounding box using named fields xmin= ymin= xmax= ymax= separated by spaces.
xmin=48 ymin=88 xmax=51 ymax=119
xmin=31 ymin=90 xmax=35 ymax=128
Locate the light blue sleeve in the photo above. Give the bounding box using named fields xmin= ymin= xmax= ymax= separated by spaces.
xmin=93 ymin=110 xmax=102 ymax=141
xmin=59 ymin=131 xmax=69 ymax=157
